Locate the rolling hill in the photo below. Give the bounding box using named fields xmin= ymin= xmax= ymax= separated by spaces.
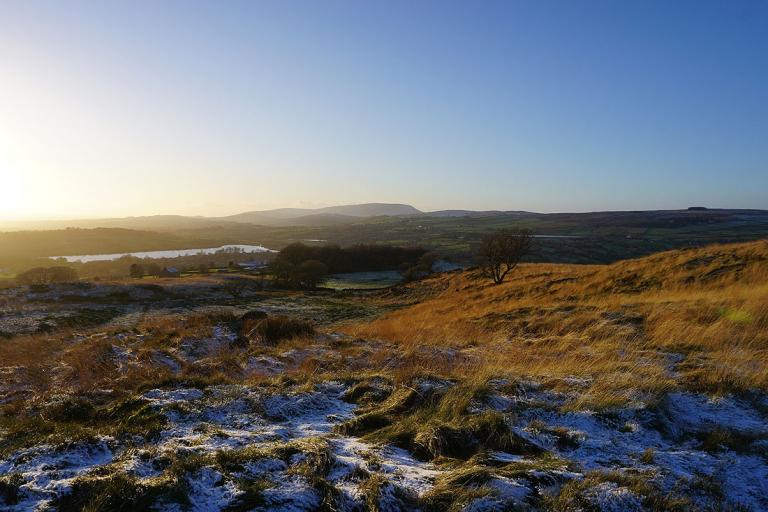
xmin=219 ymin=203 xmax=422 ymax=225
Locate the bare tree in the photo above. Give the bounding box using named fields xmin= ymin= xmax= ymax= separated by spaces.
xmin=477 ymin=229 xmax=533 ymax=284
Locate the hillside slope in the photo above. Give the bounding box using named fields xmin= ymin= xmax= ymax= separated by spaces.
xmin=222 ymin=203 xmax=422 ymax=224
xmin=350 ymin=240 xmax=768 ymax=395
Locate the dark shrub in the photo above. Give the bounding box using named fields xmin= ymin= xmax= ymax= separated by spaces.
xmin=17 ymin=266 xmax=79 ymax=286
xmin=240 ymin=310 xmax=268 ymax=323
xmin=244 ymin=316 xmax=314 ymax=344
xmin=41 ymin=396 xmax=96 ymax=422
xmin=0 ymin=473 xmax=24 ymax=506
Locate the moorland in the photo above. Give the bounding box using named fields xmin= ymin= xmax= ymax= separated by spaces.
xmin=0 ymin=234 xmax=767 ymax=510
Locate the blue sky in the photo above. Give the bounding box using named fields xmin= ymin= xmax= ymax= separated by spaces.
xmin=0 ymin=0 xmax=766 ymax=218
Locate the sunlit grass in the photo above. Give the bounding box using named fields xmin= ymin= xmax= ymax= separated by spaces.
xmin=343 ymin=240 xmax=768 ymax=401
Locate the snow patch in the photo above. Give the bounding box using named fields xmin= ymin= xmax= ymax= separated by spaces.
xmin=0 ymin=439 xmax=114 ymax=511
xmin=583 ymin=481 xmax=644 ymax=512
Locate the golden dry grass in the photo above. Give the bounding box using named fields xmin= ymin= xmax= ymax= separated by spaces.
xmin=344 ymin=240 xmax=768 ymax=402
xmin=2 ymin=240 xmax=766 ymax=411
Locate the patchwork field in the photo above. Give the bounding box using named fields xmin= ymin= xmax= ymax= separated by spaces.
xmin=1 ymin=240 xmax=767 ymax=511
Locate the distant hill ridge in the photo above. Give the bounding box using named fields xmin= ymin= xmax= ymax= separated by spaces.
xmin=2 ymin=203 xmax=768 ymax=232
xmin=221 ymin=203 xmax=422 ymax=226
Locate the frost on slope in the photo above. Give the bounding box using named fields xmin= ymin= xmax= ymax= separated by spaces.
xmin=0 ymin=381 xmax=443 ymax=511
xmin=483 ymin=381 xmax=768 ymax=511
xmin=581 ymin=482 xmax=644 ymax=512
xmin=0 ymin=439 xmax=114 ymax=511
xmin=658 ymin=391 xmax=768 ymax=439
xmin=2 ymin=373 xmax=768 ymax=511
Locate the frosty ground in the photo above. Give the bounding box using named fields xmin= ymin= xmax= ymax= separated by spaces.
xmin=1 ymin=324 xmax=767 ymax=511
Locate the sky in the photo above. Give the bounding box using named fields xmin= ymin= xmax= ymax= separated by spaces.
xmin=1 ymin=0 xmax=766 ymax=220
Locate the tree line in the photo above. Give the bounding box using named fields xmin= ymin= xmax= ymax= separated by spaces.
xmin=269 ymin=243 xmax=429 ymax=288
xmin=15 ymin=266 xmax=79 ymax=285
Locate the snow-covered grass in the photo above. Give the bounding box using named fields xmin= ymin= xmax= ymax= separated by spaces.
xmin=0 ymin=380 xmax=446 ymax=511
xmin=2 ymin=350 xmax=767 ymax=511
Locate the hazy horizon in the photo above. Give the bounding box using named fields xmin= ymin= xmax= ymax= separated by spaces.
xmin=4 ymin=201 xmax=768 ymax=226
xmin=2 ymin=0 xmax=767 ymax=221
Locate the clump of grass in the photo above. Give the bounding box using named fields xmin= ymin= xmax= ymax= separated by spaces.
xmin=53 ymin=307 xmax=122 ymax=330
xmin=215 ymin=446 xmax=273 ymax=473
xmin=98 ymin=397 xmax=169 ymax=440
xmin=215 ymin=437 xmax=329 ymax=476
xmin=544 ymin=470 xmax=691 ymax=512
xmin=0 ymin=392 xmax=171 ymax=458
xmin=40 ymin=395 xmax=97 ymax=422
xmin=243 ymin=316 xmax=315 ymax=345
xmin=414 ymin=412 xmax=540 ymax=460
xmin=136 ymin=375 xmax=231 ymax=392
xmin=359 ymin=474 xmax=418 ymax=511
xmin=342 ymin=376 xmax=394 ymax=405
xmin=335 ymin=378 xmax=450 ymax=439
xmin=215 ymin=437 xmax=343 ymax=509
xmin=525 ymin=419 xmax=582 ymax=449
xmin=688 ymin=423 xmax=766 ymax=454
xmin=0 ymin=416 xmax=97 ymax=459
xmin=493 ymin=453 xmax=572 ymax=478
xmin=338 ymin=376 xmax=539 ymax=462
xmin=420 ymin=465 xmax=497 ymax=511
xmin=639 ymin=447 xmax=655 ymax=464
xmin=159 ymin=450 xmax=211 ymax=477
xmin=336 ymin=412 xmax=392 ymax=436
xmin=54 ymin=473 xmax=189 ymax=512
xmin=0 ymin=473 xmax=24 ymax=506
xmin=223 ymin=478 xmax=271 ymax=512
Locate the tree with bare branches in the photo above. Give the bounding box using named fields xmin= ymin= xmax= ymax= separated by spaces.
xmin=477 ymin=229 xmax=533 ymax=284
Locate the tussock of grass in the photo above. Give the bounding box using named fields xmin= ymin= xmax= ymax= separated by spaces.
xmin=695 ymin=427 xmax=767 ymax=454
xmin=420 ymin=465 xmax=499 ymax=512
xmin=0 ymin=394 xmax=169 ymax=457
xmin=359 ymin=474 xmax=409 ymax=511
xmin=223 ymin=479 xmax=270 ymax=512
xmin=243 ymin=315 xmax=315 ymax=345
xmin=54 ymin=473 xmax=190 ymax=512
xmin=98 ymin=397 xmax=169 ymax=439
xmin=544 ymin=470 xmax=693 ymax=512
xmin=414 ymin=412 xmax=540 ymax=460
xmin=338 ymin=376 xmax=539 ymax=462
xmin=342 ymin=376 xmax=394 ymax=405
xmin=218 ymin=436 xmax=340 ymax=512
xmin=421 ymin=453 xmax=575 ymax=510
xmin=0 ymin=416 xmax=98 ymax=458
xmin=0 ymin=473 xmax=24 ymax=506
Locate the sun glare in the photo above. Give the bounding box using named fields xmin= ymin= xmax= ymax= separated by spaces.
xmin=0 ymin=169 xmax=24 ymax=219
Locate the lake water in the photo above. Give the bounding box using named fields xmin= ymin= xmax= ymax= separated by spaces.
xmin=50 ymin=244 xmax=274 ymax=263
